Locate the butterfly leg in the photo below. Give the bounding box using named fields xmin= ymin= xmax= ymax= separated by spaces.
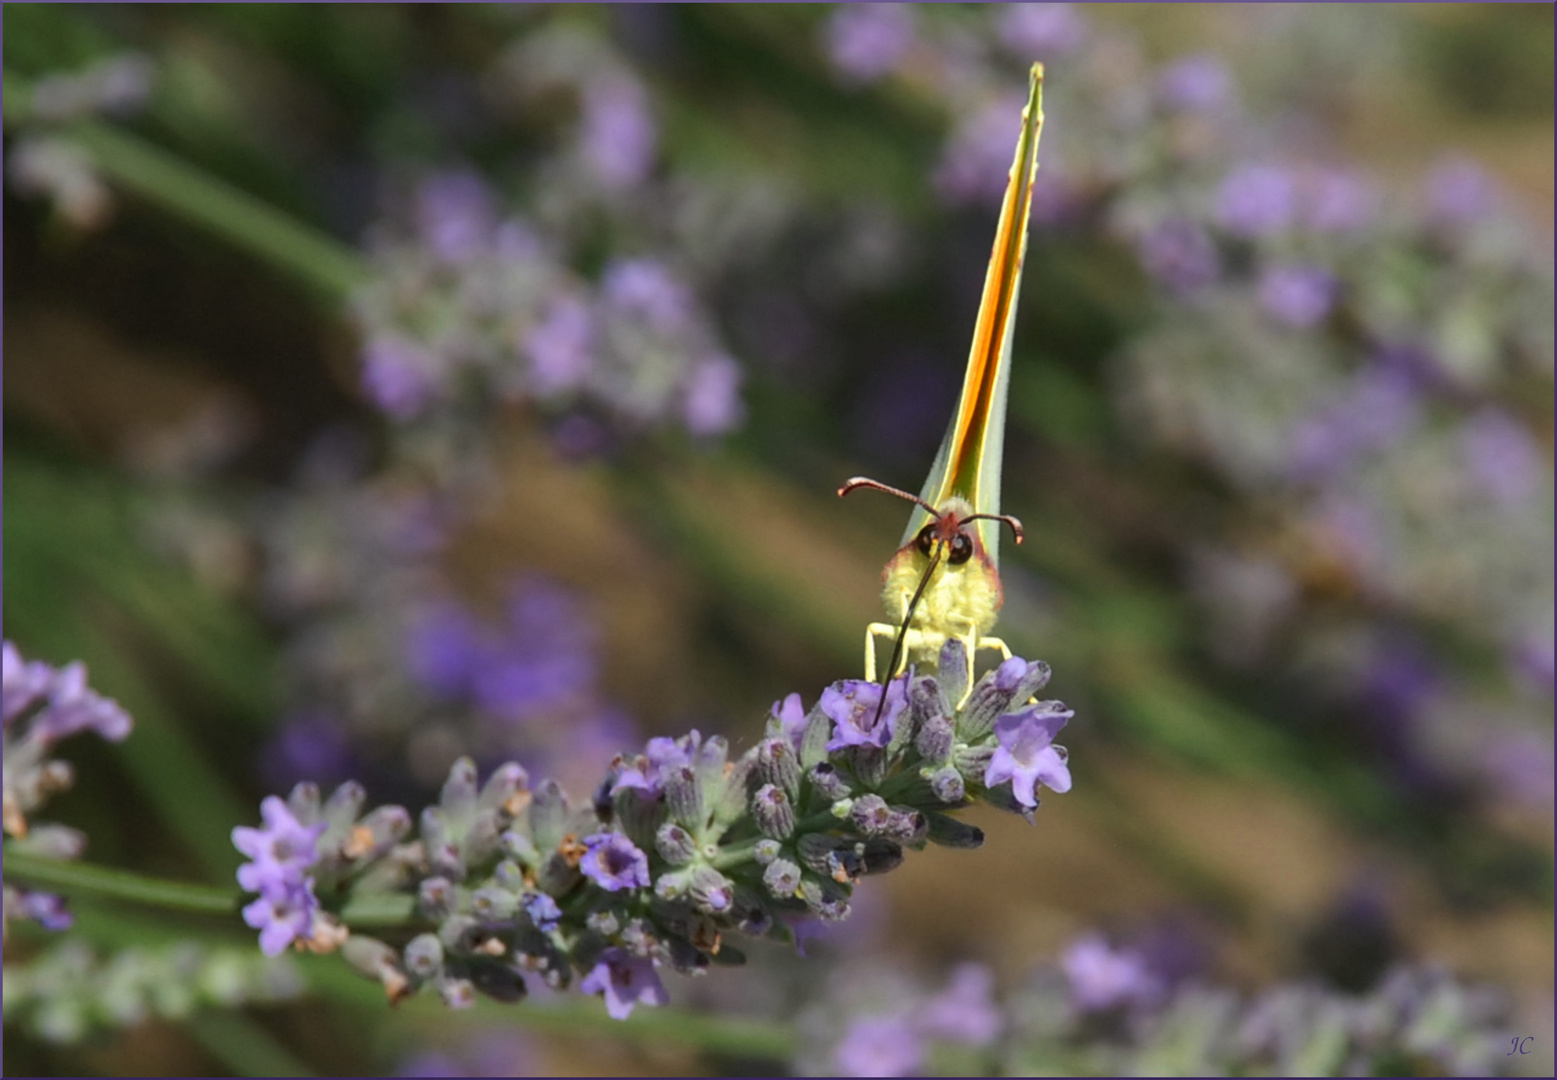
xmin=865 ymin=623 xmax=900 ymax=684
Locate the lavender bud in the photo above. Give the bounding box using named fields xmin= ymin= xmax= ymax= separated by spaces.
xmin=19 ymin=823 xmax=86 ymax=860
xmin=616 ymin=786 xmax=668 ymax=850
xmin=585 ymin=910 xmax=621 ymax=936
xmin=287 ymin=782 xmax=321 ymax=825
xmin=763 ymin=858 xmax=803 ymax=899
xmin=527 ymin=781 xmax=570 ymax=851
xmin=654 ymin=868 xmax=692 ymax=901
xmin=429 ymin=841 xmax=466 ymax=882
xmin=860 ymin=837 xmax=904 ymax=875
xmin=929 ymin=766 xmax=966 ymax=804
xmin=751 ymin=783 xmax=796 ymax=839
xmin=420 ymin=806 xmax=450 ymax=855
xmin=849 ymin=794 xmax=892 ymax=836
xmin=938 ymin=638 xmax=970 ymax=706
xmin=323 ymin=781 xmax=367 ymax=828
xmin=478 ymin=761 xmax=530 ymax=816
xmin=437 ymin=976 xmax=476 ymax=1009
xmin=953 ymin=744 xmax=995 ymax=777
xmin=471 ymin=963 xmax=527 ymax=1004
xmin=809 ymin=763 xmax=851 ymax=801
xmin=343 ymin=935 xmax=406 ymax=994
xmin=353 ymin=805 xmax=412 ymax=859
xmin=403 ymin=934 xmax=444 ymax=980
xmin=915 ymin=715 xmax=955 ymax=764
xmin=501 ymin=829 xmax=540 ymax=866
xmin=440 ymin=757 xmax=480 ymax=818
xmin=693 ymin=735 xmax=729 ymax=793
xmin=756 ymin=738 xmax=801 ymax=801
xmin=664 ymin=766 xmax=703 ymax=828
xmin=924 ymin=809 xmax=985 ymax=849
xmin=688 ymin=866 xmax=735 ymax=914
xmin=419 ymin=877 xmax=456 ymax=920
xmin=471 ymin=887 xmax=518 ymax=922
xmin=956 ymin=678 xmax=1012 ymax=742
xmin=713 ymin=756 xmax=754 ymax=827
xmin=654 ymin=822 xmax=698 ymax=866
xmin=439 ymin=915 xmax=483 ymax=955
xmin=753 ymin=838 xmax=782 ymax=865
xmin=798 ymin=703 xmax=833 ymax=769
xmin=493 ymin=859 xmax=526 ymax=890
xmin=851 ymin=744 xmax=888 ymax=788
xmin=462 ymin=811 xmax=503 ymax=866
xmin=1005 ymin=659 xmax=1052 ymax=702
xmin=884 ymin=809 xmax=928 ymax=845
xmin=799 ymin=875 xmax=851 ymax=920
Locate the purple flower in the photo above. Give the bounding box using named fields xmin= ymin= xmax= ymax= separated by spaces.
xmin=242 ymin=877 xmax=320 ymax=957
xmin=9 ymin=887 xmax=74 ymax=932
xmin=601 ymin=258 xmax=692 ymax=335
xmin=612 ymin=730 xmax=702 ymax=796
xmin=3 ymin=641 xmax=56 ymax=725
xmin=824 ymin=5 xmax=914 ymax=85
xmin=523 ymin=892 xmax=563 ymax=932
xmin=362 ymin=337 xmax=439 ymax=419
xmin=1302 ymin=167 xmax=1375 ymax=233
xmin=1461 ymin=409 xmax=1544 ymax=506
xmin=821 ymin=678 xmax=908 ymax=752
xmin=1062 ymin=933 xmax=1162 ymax=1011
xmin=936 ymin=93 xmax=1029 ymax=206
xmin=579 ymin=833 xmax=651 ymax=892
xmin=406 ymin=601 xmax=486 ymax=699
xmin=1287 ymin=365 xmax=1421 ymax=481
xmin=1216 ymin=164 xmax=1296 ymax=238
xmin=771 ymin=692 xmax=808 ymax=751
xmin=1136 ymin=218 xmax=1220 ymax=294
xmin=415 ymin=171 xmax=497 ymax=264
xmin=1422 ymin=155 xmax=1498 ymax=227
xmin=833 ymin=1015 xmax=924 ymax=1078
xmin=1157 ymin=55 xmax=1232 ymax=112
xmin=997 ymin=3 xmax=1087 ymax=58
xmin=524 ymin=294 xmax=594 ymax=395
xmin=921 ymin=963 xmax=1002 ymax=1046
xmin=580 ymin=74 xmax=656 ymax=191
xmin=580 ymin=948 xmax=669 ymax=1020
xmin=984 ymin=702 xmax=1073 ymax=807
xmin=232 ymin=795 xmax=326 ymax=895
xmin=682 ymin=354 xmax=744 ymax=436
xmin=261 ymin=709 xmax=354 ymax=791
xmin=1482 ymin=733 xmax=1555 ymax=807
xmin=30 ymin=661 xmax=132 ymax=743
xmin=1257 ymin=264 xmax=1335 ymax=328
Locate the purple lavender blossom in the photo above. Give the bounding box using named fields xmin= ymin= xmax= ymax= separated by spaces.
xmin=984 ymin=703 xmax=1073 ymax=806
xmin=821 ymin=678 xmax=908 ymax=752
xmin=935 ymin=94 xmax=1029 ymax=207
xmin=1511 ymin=632 xmax=1555 ymax=696
xmin=601 ymin=258 xmax=693 ymax=335
xmin=611 ymin=730 xmax=702 ymax=796
xmin=241 ymin=878 xmax=321 ymax=957
xmin=824 ymin=4 xmax=915 ymax=85
xmin=415 ymin=171 xmax=498 ymax=264
xmin=1216 ymin=164 xmax=1296 ymax=238
xmin=523 ymin=294 xmax=595 ymax=395
xmin=579 ymin=833 xmax=651 ymax=892
xmin=406 ymin=601 xmax=486 ymax=700
xmin=232 ymin=795 xmax=326 ymax=894
xmin=1061 ymin=933 xmax=1163 ymax=1011
xmin=1257 ymin=264 xmax=1336 ymax=328
xmin=261 ymin=709 xmax=354 ymax=791
xmin=1136 ymin=218 xmax=1220 ymax=294
xmin=1302 ymin=167 xmax=1375 ymax=233
xmin=1461 ymin=409 xmax=1544 ymax=506
xmin=921 ymin=962 xmax=1003 ymax=1046
xmin=1286 ymin=364 xmax=1421 ymax=481
xmin=28 ymin=661 xmax=132 ymax=743
xmin=523 ymin=892 xmax=562 ymax=932
xmin=833 ymin=1015 xmax=925 ymax=1077
xmin=1157 ymin=55 xmax=1232 ymax=112
xmin=997 ymin=3 xmax=1087 ymax=58
xmin=579 ymin=948 xmax=669 ymax=1020
xmin=1482 ymin=732 xmax=1555 ymax=807
xmin=3 ymin=641 xmax=56 ymax=725
xmin=771 ymin=692 xmax=808 ymax=751
xmin=580 ymin=74 xmax=657 ymax=191
xmin=682 ymin=354 xmax=744 ymax=436
xmin=362 ymin=337 xmax=439 ymax=419
xmin=1421 ymin=155 xmax=1498 ymax=227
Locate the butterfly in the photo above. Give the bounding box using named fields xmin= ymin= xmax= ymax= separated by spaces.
xmin=840 ymin=62 xmax=1044 ymax=698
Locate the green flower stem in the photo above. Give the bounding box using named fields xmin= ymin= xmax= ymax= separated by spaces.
xmin=4 ymin=849 xmax=239 ymax=915
xmin=3 ymin=69 xmax=372 ymax=301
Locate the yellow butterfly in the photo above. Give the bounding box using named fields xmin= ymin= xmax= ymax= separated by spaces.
xmin=841 ymin=62 xmax=1045 ymax=694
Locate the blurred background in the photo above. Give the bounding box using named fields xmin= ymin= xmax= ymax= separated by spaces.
xmin=4 ymin=3 xmax=1552 ymax=1076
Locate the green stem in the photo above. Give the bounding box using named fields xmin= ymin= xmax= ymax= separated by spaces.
xmin=4 ymin=849 xmax=239 ymax=915
xmin=3 ymin=70 xmax=372 ymax=300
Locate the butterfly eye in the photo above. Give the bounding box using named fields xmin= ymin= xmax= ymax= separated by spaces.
xmin=949 ymin=531 xmax=974 ymax=565
xmin=915 ymin=524 xmax=937 ymax=557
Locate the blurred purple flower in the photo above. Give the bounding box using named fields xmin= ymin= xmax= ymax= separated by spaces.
xmin=984 ymin=702 xmax=1073 ymax=807
xmin=935 ymin=93 xmax=1029 ymax=206
xmin=771 ymin=692 xmax=808 ymax=751
xmin=406 ymin=601 xmax=486 ymax=699
xmin=998 ymin=3 xmax=1087 ymax=58
xmin=682 ymin=354 xmax=744 ymax=436
xmin=1157 ymin=55 xmax=1232 ymax=112
xmin=1257 ymin=263 xmax=1336 ymax=328
xmin=580 ymin=74 xmax=657 ymax=190
xmin=1136 ymin=218 xmax=1220 ymax=294
xmin=1287 ymin=365 xmax=1421 ymax=481
xmin=524 ymin=294 xmax=595 ymax=395
xmin=1422 ymin=155 xmax=1498 ymax=227
xmin=1358 ymin=639 xmax=1441 ymax=727
xmin=601 ymin=257 xmax=693 ymax=334
xmin=921 ymin=963 xmax=1002 ymax=1046
xmin=241 ymin=878 xmax=320 ymax=957
xmin=1482 ymin=732 xmax=1555 ymax=807
xmin=824 ymin=4 xmax=914 ymax=85
xmin=1302 ymin=167 xmax=1375 ymax=233
xmin=612 ymin=730 xmax=702 ymax=796
xmin=232 ymin=795 xmax=326 ymax=895
xmin=12 ymin=887 xmax=74 ymax=931
xmin=262 ymin=710 xmax=354 ymax=791
xmin=580 ymin=832 xmax=651 ymax=892
xmin=1461 ymin=409 xmax=1544 ymax=506
xmin=27 ymin=661 xmax=132 ymax=743
xmin=362 ymin=337 xmax=439 ymax=419
xmin=1062 ymin=934 xmax=1162 ymax=1011
xmin=523 ymin=892 xmax=563 ymax=932
xmin=580 ymin=948 xmax=668 ymax=1019
xmin=3 ymin=643 xmax=55 ymax=726
xmin=821 ymin=678 xmax=908 ymax=752
xmin=1510 ymin=632 xmax=1555 ymax=696
xmin=833 ymin=1014 xmax=924 ymax=1077
xmin=416 ymin=171 xmax=498 ymax=264
xmin=1216 ymin=164 xmax=1296 ymax=237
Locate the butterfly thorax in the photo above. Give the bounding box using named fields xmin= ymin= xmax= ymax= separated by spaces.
xmin=881 ymin=498 xmax=1003 ymax=672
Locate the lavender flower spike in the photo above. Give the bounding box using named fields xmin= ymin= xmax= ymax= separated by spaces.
xmin=984 ymin=702 xmax=1074 ymax=807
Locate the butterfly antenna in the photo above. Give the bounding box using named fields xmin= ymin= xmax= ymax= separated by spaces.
xmin=961 ymin=512 xmax=1025 ymax=544
xmin=839 ymin=476 xmax=940 ymax=519
xmin=870 ymin=543 xmax=945 ymax=729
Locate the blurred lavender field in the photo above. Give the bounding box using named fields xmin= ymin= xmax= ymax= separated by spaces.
xmin=4 ymin=4 xmax=1552 ymax=1076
